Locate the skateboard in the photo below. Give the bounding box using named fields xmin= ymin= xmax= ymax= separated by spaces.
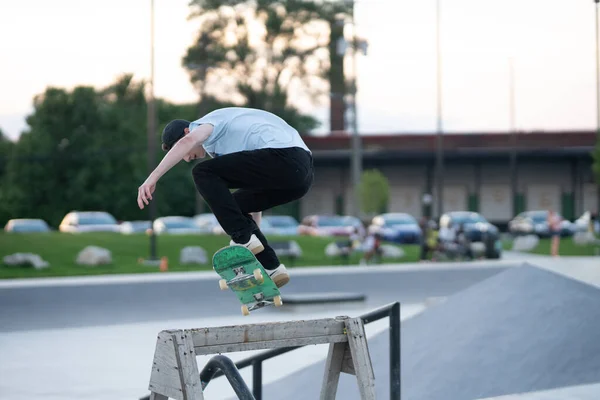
xmin=213 ymin=245 xmax=283 ymax=316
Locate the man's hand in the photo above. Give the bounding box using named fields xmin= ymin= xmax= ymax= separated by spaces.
xmin=137 ymin=178 xmax=157 ymax=209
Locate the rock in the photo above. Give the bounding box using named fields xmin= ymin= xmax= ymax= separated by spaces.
xmin=380 ymin=244 xmax=405 ymax=258
xmin=180 ymin=246 xmax=207 ymax=265
xmin=325 ymin=242 xmax=342 ymax=257
xmin=512 ymin=235 xmax=539 ymax=251
xmin=76 ymin=246 xmax=112 ymax=266
xmin=272 ymin=240 xmax=303 ymax=258
xmin=573 ymin=231 xmax=600 ymax=246
xmin=3 ymin=253 xmax=49 ymax=270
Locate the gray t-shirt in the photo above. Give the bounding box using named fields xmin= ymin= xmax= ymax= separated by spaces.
xmin=189 ymin=107 xmax=311 ymax=158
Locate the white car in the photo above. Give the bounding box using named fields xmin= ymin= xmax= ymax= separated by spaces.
xmin=260 ymin=215 xmax=300 ymax=236
xmin=120 ymin=220 xmax=152 ymax=235
xmin=153 ymin=216 xmax=204 ymax=235
xmin=508 ymin=210 xmax=575 ymax=238
xmin=58 ymin=211 xmax=120 ymax=233
xmin=4 ymin=218 xmax=51 ymax=233
xmin=193 ymin=213 xmax=226 ymax=235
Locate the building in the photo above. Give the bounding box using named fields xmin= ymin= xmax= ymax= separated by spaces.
xmin=283 ymin=130 xmax=598 ymax=228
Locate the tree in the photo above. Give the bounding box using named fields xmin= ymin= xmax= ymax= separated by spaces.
xmin=359 ymin=169 xmax=389 ymax=215
xmin=0 ymin=76 xmax=207 ymax=227
xmin=0 ymin=128 xmax=15 ymax=224
xmin=183 ymin=0 xmax=351 ymax=133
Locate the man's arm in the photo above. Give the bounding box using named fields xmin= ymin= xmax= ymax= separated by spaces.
xmin=137 ymin=124 xmax=213 ymax=209
xmin=147 ymin=124 xmax=213 ymax=183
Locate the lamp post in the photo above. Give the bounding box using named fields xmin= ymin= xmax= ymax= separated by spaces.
xmin=595 ymin=0 xmax=600 ymax=214
xmin=146 ymin=0 xmax=158 ymax=261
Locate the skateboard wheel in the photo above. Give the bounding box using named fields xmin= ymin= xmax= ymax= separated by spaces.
xmin=219 ymin=279 xmax=228 ymax=291
xmin=241 ymin=305 xmax=250 ymax=316
xmin=253 ymin=268 xmax=264 ymax=284
xmin=273 ymin=295 xmax=283 ymax=307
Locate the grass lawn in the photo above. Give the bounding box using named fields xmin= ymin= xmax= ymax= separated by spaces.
xmin=0 ymin=232 xmax=421 ymax=279
xmin=505 ymin=237 xmax=600 ymax=257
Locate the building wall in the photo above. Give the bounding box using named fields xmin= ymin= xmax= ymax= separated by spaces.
xmin=299 ymin=159 xmax=598 ymax=223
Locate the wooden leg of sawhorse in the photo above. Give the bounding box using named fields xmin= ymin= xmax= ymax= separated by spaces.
xmin=320 ymin=317 xmax=376 ymax=400
xmin=150 ymin=393 xmax=168 ymax=400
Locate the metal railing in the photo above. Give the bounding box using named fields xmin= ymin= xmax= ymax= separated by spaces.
xmin=199 ymin=355 xmax=255 ymax=400
xmin=202 ymin=302 xmax=400 ymax=400
xmin=140 ymin=301 xmax=400 ymax=400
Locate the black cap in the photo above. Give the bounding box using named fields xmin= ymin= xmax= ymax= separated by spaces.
xmin=161 ymin=119 xmax=191 ymax=151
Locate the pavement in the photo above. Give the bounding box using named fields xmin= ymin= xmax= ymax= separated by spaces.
xmin=1 ymin=252 xmax=598 ymax=400
xmin=263 ymin=252 xmax=600 ymax=400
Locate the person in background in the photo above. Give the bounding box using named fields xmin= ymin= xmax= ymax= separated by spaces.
xmin=359 ymin=228 xmax=382 ymax=266
xmin=547 ymin=209 xmax=561 ymax=257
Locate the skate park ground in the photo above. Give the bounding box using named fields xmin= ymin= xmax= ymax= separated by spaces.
xmin=0 ymin=251 xmax=599 ymax=400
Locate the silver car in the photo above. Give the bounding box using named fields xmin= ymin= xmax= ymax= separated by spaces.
xmin=4 ymin=218 xmax=51 ymax=233
xmin=59 ymin=211 xmax=120 ymax=233
xmin=153 ymin=216 xmax=204 ymax=235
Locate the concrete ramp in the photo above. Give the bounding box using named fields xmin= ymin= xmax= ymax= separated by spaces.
xmin=262 ymin=265 xmax=600 ymax=400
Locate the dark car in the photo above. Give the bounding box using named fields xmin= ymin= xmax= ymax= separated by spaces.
xmin=439 ymin=211 xmax=502 ymax=259
xmin=368 ymin=213 xmax=422 ymax=244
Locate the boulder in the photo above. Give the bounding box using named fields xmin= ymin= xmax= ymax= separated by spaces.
xmin=180 ymin=246 xmax=208 ymax=265
xmin=3 ymin=253 xmax=49 ymax=270
xmin=76 ymin=246 xmax=112 ymax=266
xmin=511 ymin=235 xmax=539 ymax=251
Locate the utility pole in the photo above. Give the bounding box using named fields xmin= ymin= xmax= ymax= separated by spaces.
xmin=147 ymin=0 xmax=158 ymax=261
xmin=435 ymin=0 xmax=444 ymax=219
xmin=350 ymin=0 xmax=363 ymax=219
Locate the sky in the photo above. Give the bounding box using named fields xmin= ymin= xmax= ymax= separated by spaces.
xmin=0 ymin=0 xmax=598 ymax=140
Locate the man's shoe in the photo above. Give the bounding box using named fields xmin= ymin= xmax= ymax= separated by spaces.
xmin=267 ymin=264 xmax=290 ymax=288
xmin=230 ymin=234 xmax=264 ymax=255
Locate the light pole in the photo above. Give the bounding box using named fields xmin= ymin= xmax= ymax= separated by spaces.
xmin=595 ymin=0 xmax=600 ymax=213
xmin=342 ymin=0 xmax=367 ymax=218
xmin=146 ymin=0 xmax=158 ymax=261
xmin=350 ymin=1 xmax=362 ymax=219
xmin=435 ymin=0 xmax=444 ymax=219
xmin=509 ymin=57 xmax=518 ymax=216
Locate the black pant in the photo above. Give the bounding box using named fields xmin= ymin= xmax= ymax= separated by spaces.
xmin=192 ymin=147 xmax=314 ymax=270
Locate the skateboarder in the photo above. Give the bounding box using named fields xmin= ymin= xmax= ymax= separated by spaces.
xmin=137 ymin=107 xmax=314 ymax=288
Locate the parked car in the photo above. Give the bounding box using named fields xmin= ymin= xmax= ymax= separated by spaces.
xmin=298 ymin=215 xmax=365 ymax=237
xmin=4 ymin=218 xmax=51 ymax=233
xmin=153 ymin=216 xmax=204 ymax=235
xmin=368 ymin=213 xmax=422 ymax=244
xmin=193 ymin=213 xmax=226 ymax=235
xmin=260 ymin=215 xmax=300 ymax=236
xmin=508 ymin=210 xmax=575 ymax=238
xmin=439 ymin=211 xmax=502 ymax=259
xmin=58 ymin=211 xmax=120 ymax=233
xmin=120 ymin=220 xmax=152 ymax=235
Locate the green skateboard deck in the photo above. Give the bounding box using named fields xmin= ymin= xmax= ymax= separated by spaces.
xmin=213 ymin=245 xmax=282 ymax=315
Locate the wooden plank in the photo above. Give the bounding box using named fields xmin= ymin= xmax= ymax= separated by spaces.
xmin=194 ymin=334 xmax=348 ymax=355
xmin=149 ymin=332 xmax=185 ymax=400
xmin=149 ymin=392 xmax=169 ymax=400
xmin=165 ymin=318 xmax=347 ymax=349
xmin=320 ymin=342 xmax=346 ymax=400
xmin=173 ymin=331 xmax=204 ymax=400
xmin=345 ymin=318 xmax=376 ymax=400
